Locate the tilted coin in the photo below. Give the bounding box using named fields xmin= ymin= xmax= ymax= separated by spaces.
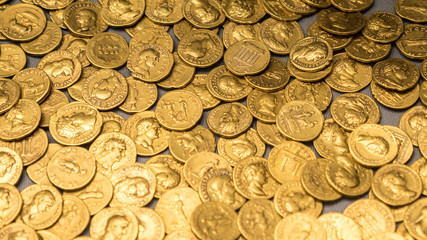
xmin=281 ymin=0 xmax=316 ymax=15
xmin=314 ymin=118 xmax=350 ymax=159
xmin=284 ymin=79 xmax=332 ymax=111
xmin=125 ymin=16 xmax=169 ymax=37
xmin=224 ymin=39 xmax=270 ymax=76
xmin=64 ymin=1 xmax=108 ymax=37
xmin=410 ymin=157 xmax=427 ymax=196
xmin=172 ymin=19 xmax=217 ymax=40
xmin=274 ymin=213 xmax=327 ymax=240
xmin=33 ymin=0 xmax=73 ymax=9
xmin=317 ymin=7 xmax=365 ymax=35
xmin=0 ymin=44 xmax=26 ymax=78
xmin=256 ymin=121 xmax=288 ymax=147
xmin=372 ymin=164 xmax=422 ymax=206
xmin=86 ymin=32 xmax=129 ymax=69
xmin=237 ymin=199 xmax=281 ymax=240
xmin=122 ymin=111 xmax=170 ymax=156
xmin=325 ymin=53 xmax=372 ymax=93
xmin=287 ymin=58 xmax=333 ymax=82
xmin=0 ymin=223 xmax=38 ymax=240
xmin=129 ymin=207 xmax=165 ymax=240
xmin=403 ymin=198 xmax=427 ymax=240
xmin=37 ymin=50 xmax=82 ymax=89
xmin=146 ymin=154 xmax=187 ymax=198
xmin=109 ymin=163 xmax=156 ymax=208
xmin=330 ymin=93 xmax=380 ymax=131
xmin=0 ymin=6 xmax=8 ymax=41
xmin=68 ymin=66 xmax=99 ymax=102
xmin=12 ymin=68 xmax=51 ymax=104
xmin=0 ymin=78 xmax=20 ymax=115
xmin=373 ymin=58 xmax=420 ymax=92
xmin=307 ymin=21 xmax=353 ymax=51
xmin=19 ymin=184 xmax=63 ymax=230
xmin=245 ymin=57 xmax=290 ymax=92
xmin=222 ymin=21 xmax=260 ymax=49
xmin=130 ymin=29 xmax=174 ymax=52
xmin=0 ymin=183 xmax=22 ymax=228
xmin=157 ymin=52 xmax=196 ymax=89
xmin=49 ymin=102 xmax=103 ymax=146
xmin=0 ymin=99 xmax=41 ymax=141
xmin=318 ymin=212 xmax=363 ymax=240
xmin=221 ymin=0 xmax=265 ymax=24
xmin=262 ymin=0 xmax=302 ymax=21
xmin=100 ymin=0 xmax=144 ymax=27
xmin=345 ymin=35 xmax=391 ymax=63
xmin=183 ymin=74 xmax=221 ymax=110
xmin=371 ymin=81 xmax=419 ymax=110
xmin=396 ymin=24 xmax=427 ymax=60
xmin=49 ymin=9 xmax=66 ymax=29
xmin=120 ymin=76 xmax=157 ymax=113
xmin=422 ymin=59 xmax=427 ymax=80
xmin=259 ymin=18 xmax=304 ymax=55
xmin=39 ymin=90 xmax=69 ymax=127
xmin=145 ymin=0 xmax=183 ymax=24
xmin=290 ymin=37 xmax=333 ymax=72
xmin=233 ymin=156 xmax=280 ymax=199
xmin=399 ymin=105 xmax=427 ymax=146
xmin=301 ymin=0 xmax=331 ymax=8
xmin=362 ymin=12 xmax=404 ymax=43
xmin=59 ymin=34 xmax=91 ymax=67
xmin=190 ymin=202 xmax=240 ymax=240
xmin=20 ymin=21 xmax=62 ymax=56
xmin=384 ymin=125 xmax=413 ymax=164
xmin=177 ymin=29 xmax=224 ymax=68
xmin=100 ymin=111 xmax=124 ymax=134
xmin=207 ymin=102 xmax=253 ymax=138
xmin=395 ymin=0 xmax=427 ymax=23
xmin=90 ymin=207 xmax=138 ymax=240
xmin=183 ymin=0 xmax=225 ymax=28
xmin=273 ymin=180 xmax=322 ymax=218
xmin=331 ymin=0 xmax=373 ymax=12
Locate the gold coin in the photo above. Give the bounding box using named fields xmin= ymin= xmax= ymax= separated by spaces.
xmin=122 ymin=111 xmax=170 ymax=156
xmin=277 ymin=100 xmax=324 ymax=141
xmin=274 ymin=213 xmax=327 ymax=240
xmin=37 ymin=230 xmax=61 ymax=240
xmin=169 ymin=125 xmax=216 ymax=162
xmin=184 ymin=152 xmax=232 ymax=190
xmin=331 ymin=0 xmax=372 ymax=12
xmin=130 ymin=28 xmax=174 ymax=52
xmin=372 ymin=164 xmax=422 ymax=206
xmin=343 ymin=199 xmax=395 ymax=239
xmin=100 ymin=111 xmax=124 ymax=134
xmin=259 ymin=18 xmax=304 ymax=55
xmin=207 ymin=65 xmax=253 ymax=102
xmin=268 ymin=140 xmax=316 ymax=183
xmin=128 ymin=44 xmax=174 ymax=82
xmin=146 ymin=154 xmax=187 ymax=198
xmin=90 ymin=207 xmax=138 ymax=240
xmin=64 ymin=172 xmax=113 ymax=216
xmin=100 ymin=0 xmax=144 ymax=27
xmin=301 ymin=0 xmax=331 ymax=8
xmin=256 ymin=121 xmax=288 ymax=147
xmin=164 ymin=231 xmax=198 ymax=240
xmin=221 ymin=0 xmax=265 ymax=24
xmin=422 ymin=59 xmax=427 ymax=81
xmin=64 ymin=1 xmax=108 ymax=37
xmin=190 ymin=202 xmax=240 ymax=240
xmin=325 ymin=154 xmax=373 ymax=197
xmin=33 ymin=0 xmax=72 ymax=9
xmin=154 ymin=187 xmax=202 ymax=234
xmin=37 ymin=50 xmax=82 ymax=89
xmin=183 ymin=0 xmax=225 ymax=28
xmin=120 ymin=76 xmax=157 ymax=113
xmin=263 ymin=0 xmax=302 ymax=21
xmin=314 ymin=118 xmax=350 ymax=159
xmin=233 ymin=156 xmax=280 ymax=199
xmin=199 ymin=168 xmax=246 ymax=210
xmin=68 ymin=66 xmax=99 ymax=102
xmin=281 ymin=0 xmax=316 ymax=15
xmin=86 ymin=32 xmax=129 ymax=69
xmin=178 ymin=29 xmax=224 ymax=68
xmin=318 ymin=212 xmax=362 ymax=240
xmin=49 ymin=102 xmax=103 ymax=146
xmin=49 ymin=9 xmax=67 ymax=29
xmin=273 ymin=180 xmax=322 ymax=218
xmin=183 ymin=74 xmax=221 ymax=110
xmin=362 ymin=12 xmax=404 ymax=43
xmin=345 ymin=35 xmax=391 ymax=63
xmin=222 ymin=21 xmax=260 ymax=49
xmin=317 ymin=7 xmax=365 ymax=35
xmin=373 ymin=58 xmax=420 ymax=92
xmin=224 ymin=39 xmax=270 ymax=76
xmin=307 ymin=21 xmax=353 ymax=51
xmin=330 ymin=93 xmax=380 ymax=131
xmin=287 ymin=58 xmax=333 ymax=82
xmin=245 ymin=57 xmax=290 ymax=92
xmin=0 ymin=223 xmax=38 ymax=240
xmin=73 ymin=237 xmax=97 ymax=240
xmin=421 ymin=81 xmax=427 ymax=106
xmin=47 ymin=146 xmax=96 ymax=190
xmin=0 ymin=183 xmax=22 ymax=228
xmin=0 ymin=44 xmax=26 ymax=78
xmin=0 ymin=128 xmax=48 ymax=166
xmin=0 ymin=99 xmax=41 ymax=141
xmin=172 ymin=19 xmax=218 ymax=40
xmin=155 ymin=90 xmax=203 ymax=131
xmin=368 ymin=232 xmax=405 ymax=240
xmin=89 ymin=132 xmax=136 ymax=178
xmin=403 ymin=198 xmax=427 ymax=240
xmin=127 ymin=208 xmax=165 ymax=240
xmin=395 ymin=0 xmax=427 ymax=23
xmin=368 ymin=189 xmax=408 ymax=223
xmin=290 ymin=37 xmax=333 ymax=72
xmin=284 ymin=79 xmax=332 ymax=111
xmin=82 ymin=69 xmax=128 ymax=110
xmin=59 ymin=34 xmax=91 ymax=67
xmin=207 ymin=102 xmax=253 ymax=138
xmin=384 ymin=125 xmax=413 ymax=164
xmin=19 ymin=184 xmax=63 ymax=230
xmin=20 ymin=21 xmax=62 ymax=56
xmin=157 ymin=52 xmax=196 ymax=89
xmin=301 ymin=158 xmax=342 ymax=201
xmin=371 ymin=81 xmax=419 ymax=110
xmin=325 ymin=53 xmax=372 ymax=93
xmin=145 ymin=0 xmax=183 ymax=24
xmin=396 ymin=24 xmax=427 ymax=60
xmin=218 ymin=128 xmax=265 ymax=166
xmin=39 ymin=90 xmax=69 ymax=127
xmin=410 ymin=157 xmax=427 ymax=196
xmin=0 ymin=78 xmax=20 ymax=115
xmin=348 ymin=124 xmax=398 ymax=167
xmin=125 ymin=16 xmax=169 ymax=37
xmin=395 ymin=224 xmax=415 ymax=240
xmin=237 ymin=199 xmax=281 ymax=240
xmin=0 ymin=3 xmax=46 ymax=41
xmin=47 ymin=195 xmax=90 ymax=239
xmin=0 ymin=6 xmax=8 ymax=41
xmin=109 ymin=163 xmax=156 ymax=208
xmin=12 ymin=68 xmax=51 ymax=103
xmin=399 ymin=105 xmax=427 ymax=146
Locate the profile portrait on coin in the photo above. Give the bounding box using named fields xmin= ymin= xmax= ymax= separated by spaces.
xmin=218 ymin=74 xmax=246 ymax=95
xmin=4 ymin=105 xmax=30 ymax=132
xmin=56 ymin=110 xmax=97 ymax=138
xmin=292 ymin=42 xmax=328 ymax=62
xmin=42 ymin=59 xmax=74 ymax=78
xmin=366 ymin=17 xmax=395 ymax=36
xmin=75 ymin=9 xmax=97 ymax=32
xmin=190 ymin=0 xmax=220 ymax=24
xmin=320 ymin=121 xmax=349 ymax=156
xmin=10 ymin=11 xmax=38 ymax=34
xmin=0 ymin=82 xmax=9 ymax=105
xmin=153 ymin=0 xmax=174 ymax=17
xmin=415 ymin=206 xmax=427 ymax=238
xmin=223 ymin=0 xmax=255 ymax=18
xmin=148 ymin=162 xmax=180 ymax=190
xmin=381 ymin=170 xmax=416 ymax=199
xmin=357 ymin=134 xmax=389 ymax=156
xmin=244 ymin=163 xmax=268 ymax=197
xmin=0 ymin=153 xmax=15 ymax=178
xmin=257 ymin=93 xmax=278 ymax=117
xmin=382 ymin=61 xmax=409 ymax=87
xmin=331 ymin=58 xmax=359 ymax=88
xmin=90 ymin=72 xmax=121 ymax=100
xmin=231 ymin=25 xmax=256 ymax=43
xmin=135 ymin=118 xmax=160 ymax=152
xmin=0 ymin=188 xmax=10 ymax=218
xmin=97 ymin=138 xmax=127 ymax=174
xmin=282 ymin=191 xmax=316 ymax=214
xmin=219 ymin=104 xmax=242 ymax=132
xmin=333 ymin=156 xmax=360 ymax=188
xmin=134 ymin=48 xmax=160 ymax=78
xmin=103 ymin=120 xmax=121 ymax=133
xmin=269 ymin=22 xmax=298 ymax=50
xmin=291 ymin=221 xmax=312 ymax=240
xmin=230 ymin=136 xmax=256 ymax=159
xmin=21 ymin=190 xmax=56 ymax=223
xmin=114 ymin=177 xmax=150 ymax=200
xmin=184 ymin=35 xmax=214 ymax=59
xmin=100 ymin=215 xmax=129 ymax=240
xmin=206 ymin=175 xmax=244 ymax=205
xmin=107 ymin=0 xmax=141 ymax=19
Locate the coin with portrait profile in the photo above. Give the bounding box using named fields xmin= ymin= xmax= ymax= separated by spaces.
xmin=157 ymin=52 xmax=196 ymax=89
xmin=368 ymin=189 xmax=408 ymax=223
xmin=373 ymin=58 xmax=419 ymax=92
xmin=183 ymin=0 xmax=225 ymax=28
xmin=68 ymin=66 xmax=99 ymax=102
xmin=245 ymin=57 xmax=290 ymax=92
xmin=284 ymin=80 xmax=332 ymax=112
xmin=119 ymin=76 xmax=158 ymax=113
xmin=409 ymin=157 xmax=427 ymax=196
xmin=0 ymin=44 xmax=26 ymax=78
xmin=383 ymin=125 xmax=413 ymax=165
xmin=125 ymin=16 xmax=169 ymax=37
xmin=183 ymin=74 xmax=221 ymax=110
xmin=145 ymin=0 xmax=183 ymax=24
xmin=222 ymin=21 xmax=260 ymax=49
xmin=100 ymin=0 xmax=144 ymax=27
xmin=262 ymin=0 xmax=302 ymax=21
xmin=221 ymin=0 xmax=265 ymax=24
xmin=0 ymin=147 xmax=23 ymax=186
xmin=0 ymin=184 xmax=22 ymax=228
xmin=39 ymin=90 xmax=70 ymax=127
xmin=259 ymin=18 xmax=304 ymax=55
xmin=362 ymin=12 xmax=404 ymax=44
xmin=317 ymin=7 xmax=365 ymax=35
xmin=290 ymin=37 xmax=333 ymax=73
xmin=12 ymin=68 xmax=51 ymax=104
xmin=64 ymin=1 xmax=108 ymax=37
xmin=59 ymin=34 xmax=91 ymax=67
xmin=49 ymin=9 xmax=67 ymax=29
xmin=0 ymin=78 xmax=20 ymax=115
xmin=90 ymin=207 xmax=138 ymax=240
xmin=395 ymin=0 xmax=427 ymax=23
xmin=256 ymin=121 xmax=288 ymax=147
xmin=371 ymin=81 xmax=419 ymax=110
xmin=345 ymin=35 xmax=391 ymax=63
xmin=274 ymin=213 xmax=327 ymax=240
xmin=130 ymin=29 xmax=174 ymax=52
xmin=313 ymin=119 xmax=350 ymax=159
xmin=331 ymin=0 xmax=373 ymax=12
xmin=396 ymin=24 xmax=427 ymax=60
xmin=0 ymin=223 xmax=38 ymax=240
xmin=246 ymin=89 xmax=287 ymax=123
xmin=207 ymin=102 xmax=253 ymax=138
xmin=128 ymin=207 xmax=166 ymax=240
xmin=281 ymin=0 xmax=316 ymax=15
xmin=86 ymin=32 xmax=129 ymax=69
xmin=403 ymin=198 xmax=427 ymax=240
xmin=307 ymin=21 xmax=353 ymax=51
xmin=172 ymin=19 xmax=217 ymax=40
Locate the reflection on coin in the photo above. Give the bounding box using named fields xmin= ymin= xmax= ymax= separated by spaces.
xmin=245 ymin=57 xmax=290 ymax=92
xmin=396 ymin=24 xmax=427 ymax=60
xmin=289 ymin=37 xmax=333 ymax=72
xmin=20 ymin=21 xmax=62 ymax=56
xmin=90 ymin=207 xmax=138 ymax=240
xmin=307 ymin=21 xmax=353 ymax=51
xmin=403 ymin=198 xmax=427 ymax=240
xmin=284 ymin=80 xmax=332 ymax=111
xmin=410 ymin=157 xmax=427 ymax=196
xmin=183 ymin=0 xmax=225 ymax=28
xmin=345 ymin=35 xmax=391 ymax=63
xmin=129 ymin=207 xmax=165 ymax=240
xmin=13 ymin=68 xmax=51 ymax=104
xmin=317 ymin=7 xmax=365 ymax=35
xmin=318 ymin=212 xmax=362 ymax=240
xmin=221 ymin=0 xmax=265 ymax=24
xmin=399 ymin=105 xmax=427 ymax=146
xmin=362 ymin=12 xmax=404 ymax=43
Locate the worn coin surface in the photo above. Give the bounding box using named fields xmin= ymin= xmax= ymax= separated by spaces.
xmin=222 ymin=21 xmax=260 ymax=49
xmin=100 ymin=0 xmax=144 ymax=27
xmin=64 ymin=1 xmax=108 ymax=37
xmin=0 ymin=147 xmax=22 ymax=186
xmin=362 ymin=12 xmax=404 ymax=43
xmin=307 ymin=21 xmax=353 ymax=51
xmin=399 ymin=105 xmax=427 ymax=146
xmin=373 ymin=58 xmax=420 ymax=92
xmin=314 ymin=119 xmax=350 ymax=159
xmin=289 ymin=37 xmax=333 ymax=72
xmin=0 ymin=184 xmax=22 ymax=228
xmin=0 ymin=223 xmax=39 ymax=240
xmin=12 ymin=68 xmax=51 ymax=104
xmin=246 ymin=89 xmax=287 ymax=123
xmin=221 ymin=0 xmax=265 ymax=24
xmin=245 ymin=57 xmax=290 ymax=92
xmin=395 ymin=0 xmax=427 ymax=23
xmin=259 ymin=18 xmax=304 ymax=55
xmin=120 ymin=77 xmax=157 ymax=113
xmin=183 ymin=74 xmax=221 ymax=110
xmin=183 ymin=0 xmax=225 ymax=28
xmin=0 ymin=44 xmax=26 ymax=78
xmin=284 ymin=80 xmax=332 ymax=111
xmin=345 ymin=35 xmax=391 ymax=63
xmin=20 ymin=21 xmax=62 ymax=56
xmin=274 ymin=213 xmax=327 ymax=240
xmin=0 ymin=78 xmax=20 ymax=115
xmin=396 ymin=24 xmax=427 ymax=60
xmin=317 ymin=7 xmax=365 ymax=35
xmin=207 ymin=102 xmax=253 ymax=138
xmin=403 ymin=198 xmax=427 ymax=240
xmin=86 ymin=32 xmax=129 ymax=69
xmin=90 ymin=207 xmax=138 ymax=240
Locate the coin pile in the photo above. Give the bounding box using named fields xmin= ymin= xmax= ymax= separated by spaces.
xmin=0 ymin=0 xmax=426 ymax=239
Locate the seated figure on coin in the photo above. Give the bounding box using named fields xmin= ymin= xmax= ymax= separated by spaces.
xmin=3 ymin=104 xmax=29 ymax=132
xmin=381 ymin=170 xmax=416 ymax=199
xmin=283 ymin=191 xmax=316 ymax=214
xmin=164 ymin=98 xmax=188 ymax=122
xmin=148 ymin=162 xmax=180 ymax=190
xmin=206 ymin=174 xmax=244 ymax=205
xmin=185 ymin=35 xmax=214 ymax=59
xmin=10 ymin=11 xmax=38 ymax=34
xmin=66 ymin=39 xmax=87 ymax=61
xmin=331 ymin=58 xmax=359 ymax=88
xmin=176 ymin=131 xmax=206 ymax=155
xmin=21 ymin=190 xmax=55 ymax=223
xmin=56 ymin=110 xmax=97 ymax=139
xmin=42 ymin=59 xmax=74 ymax=78
xmin=223 ymin=0 xmax=255 ymax=19
xmin=230 ymin=135 xmax=256 ymax=159
xmin=108 ymin=0 xmax=140 ymax=19
xmin=134 ymin=49 xmax=160 ymax=78
xmin=90 ymin=72 xmax=121 ymax=100
xmin=97 ymin=139 xmax=126 ymax=174
xmin=320 ymin=121 xmax=349 ymax=156
xmin=292 ymin=42 xmax=328 ymax=63
xmin=100 ymin=215 xmax=129 ymax=240
xmin=191 ymin=0 xmax=220 ymax=24
xmin=415 ymin=206 xmax=427 ymax=238
xmin=218 ymin=75 xmax=245 ymax=95
xmin=244 ymin=163 xmax=267 ymax=197
xmin=114 ymin=177 xmax=150 ymax=201
xmin=135 ymin=118 xmax=160 ymax=152
xmin=382 ymin=61 xmax=409 ymax=87
xmin=334 ymin=155 xmax=360 ymax=188
xmin=357 ymin=134 xmax=389 ymax=156
xmin=0 ymin=153 xmax=15 ymax=178
xmin=153 ymin=0 xmax=174 ymax=17
xmin=218 ymin=104 xmax=242 ymax=133
xmin=76 ymin=9 xmax=97 ymax=32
